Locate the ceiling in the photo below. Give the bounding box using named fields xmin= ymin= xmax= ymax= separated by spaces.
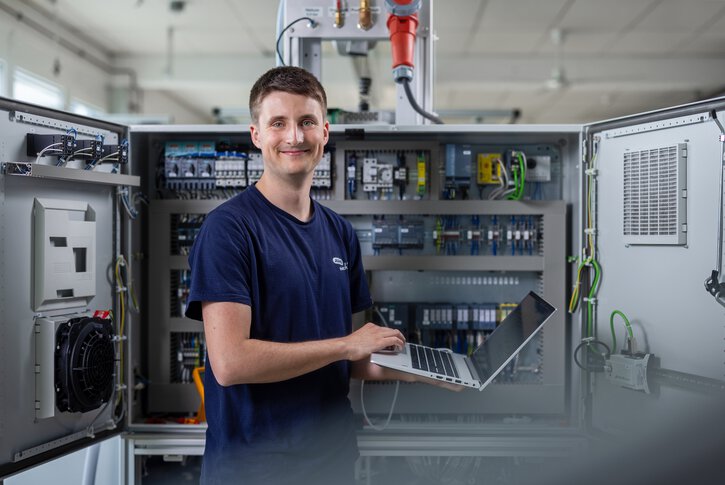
xmin=17 ymin=0 xmax=725 ymax=124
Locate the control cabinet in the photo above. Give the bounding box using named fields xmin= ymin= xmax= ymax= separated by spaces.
xmin=3 ymin=95 xmax=725 ymax=483
xmin=137 ymin=126 xmax=575 ymax=419
xmin=0 ymin=99 xmax=137 ymax=479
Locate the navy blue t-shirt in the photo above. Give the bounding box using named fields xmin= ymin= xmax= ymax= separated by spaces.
xmin=185 ymin=184 xmax=371 ymax=485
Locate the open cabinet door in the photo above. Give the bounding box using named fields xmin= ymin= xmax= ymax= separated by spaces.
xmin=570 ymin=97 xmax=725 ymax=483
xmin=0 ymin=97 xmax=138 ymax=479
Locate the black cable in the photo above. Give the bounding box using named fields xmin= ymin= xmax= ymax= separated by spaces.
xmin=400 ymin=78 xmax=443 ymax=124
xmin=573 ymin=340 xmax=610 ymax=372
xmin=276 ymin=17 xmax=317 ymax=67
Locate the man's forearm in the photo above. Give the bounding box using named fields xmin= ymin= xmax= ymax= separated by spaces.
xmin=204 ymin=302 xmax=405 ymax=386
xmin=350 ymin=359 xmax=416 ymax=382
xmin=351 ymin=359 xmax=465 ymax=393
xmin=213 ymin=337 xmax=349 ymax=386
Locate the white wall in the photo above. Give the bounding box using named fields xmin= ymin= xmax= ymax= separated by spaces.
xmin=0 ymin=8 xmax=110 ymax=110
xmin=0 ymin=6 xmax=210 ymax=124
xmin=140 ymin=89 xmax=212 ymax=124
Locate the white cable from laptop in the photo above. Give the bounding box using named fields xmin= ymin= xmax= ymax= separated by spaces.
xmin=360 ymin=306 xmax=401 ymax=431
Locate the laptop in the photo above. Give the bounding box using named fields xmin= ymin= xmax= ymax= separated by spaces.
xmin=370 ymin=291 xmax=556 ymax=390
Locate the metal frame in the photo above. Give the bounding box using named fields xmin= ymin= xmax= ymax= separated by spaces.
xmin=283 ymin=0 xmax=435 ymax=125
xmin=2 ymin=162 xmax=139 ymax=187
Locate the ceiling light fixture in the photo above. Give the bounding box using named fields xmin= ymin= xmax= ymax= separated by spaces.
xmin=545 ymin=28 xmax=569 ymax=91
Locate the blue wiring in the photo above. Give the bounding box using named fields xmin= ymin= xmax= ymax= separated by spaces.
xmin=533 ymin=182 xmax=542 ymax=200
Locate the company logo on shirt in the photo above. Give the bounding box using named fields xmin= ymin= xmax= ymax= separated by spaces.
xmin=332 ymin=257 xmax=348 ymax=271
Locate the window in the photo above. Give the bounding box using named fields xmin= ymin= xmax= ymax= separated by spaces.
xmin=70 ymin=98 xmax=105 ymax=117
xmin=12 ymin=68 xmax=63 ymax=109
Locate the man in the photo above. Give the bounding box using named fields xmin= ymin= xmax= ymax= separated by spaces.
xmin=186 ymin=66 xmax=453 ymax=485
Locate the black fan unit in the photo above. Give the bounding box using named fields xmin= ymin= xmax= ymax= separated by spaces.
xmin=55 ymin=317 xmax=116 ymax=413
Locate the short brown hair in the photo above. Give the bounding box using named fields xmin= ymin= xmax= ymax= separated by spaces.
xmin=249 ymin=66 xmax=327 ymax=123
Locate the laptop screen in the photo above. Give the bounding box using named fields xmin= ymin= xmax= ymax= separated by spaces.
xmin=470 ymin=292 xmax=556 ymax=385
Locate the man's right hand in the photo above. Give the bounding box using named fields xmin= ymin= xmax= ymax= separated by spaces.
xmin=342 ymin=323 xmax=406 ymax=361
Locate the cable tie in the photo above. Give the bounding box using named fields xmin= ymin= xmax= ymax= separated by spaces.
xmin=719 ymin=135 xmax=725 ymax=142
xmin=584 ymin=168 xmax=598 ymax=176
xmin=116 ymin=286 xmax=127 ymax=293
xmin=584 ymin=228 xmax=596 ymax=235
xmin=582 ymin=297 xmax=597 ymax=304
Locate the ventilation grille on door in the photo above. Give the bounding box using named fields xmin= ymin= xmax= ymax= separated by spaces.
xmin=622 ymin=143 xmax=687 ymax=245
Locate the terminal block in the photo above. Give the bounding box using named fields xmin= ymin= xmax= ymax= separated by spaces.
xmin=417 ymin=304 xmax=454 ymax=330
xmin=101 ymin=143 xmax=129 ymax=164
xmin=312 ymin=152 xmax=333 ymax=189
xmin=454 ymin=304 xmax=470 ymax=330
xmin=247 ymin=152 xmax=264 ymax=185
xmin=215 ymin=156 xmax=246 ymax=187
xmin=498 ymin=303 xmax=517 ymax=322
xmin=26 ymin=133 xmax=77 ymax=158
xmin=75 ymin=139 xmax=104 ymax=159
xmin=470 ymin=303 xmax=498 ymax=330
xmin=434 ymin=216 xmax=463 ymax=255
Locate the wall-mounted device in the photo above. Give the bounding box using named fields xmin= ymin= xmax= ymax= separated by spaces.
xmin=32 ymin=198 xmax=96 ymax=312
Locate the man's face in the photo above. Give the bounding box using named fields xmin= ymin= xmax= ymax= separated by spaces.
xmin=250 ymin=91 xmax=329 ymax=183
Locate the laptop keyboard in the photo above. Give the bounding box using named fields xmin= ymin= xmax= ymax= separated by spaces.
xmin=409 ymin=344 xmax=459 ymax=378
